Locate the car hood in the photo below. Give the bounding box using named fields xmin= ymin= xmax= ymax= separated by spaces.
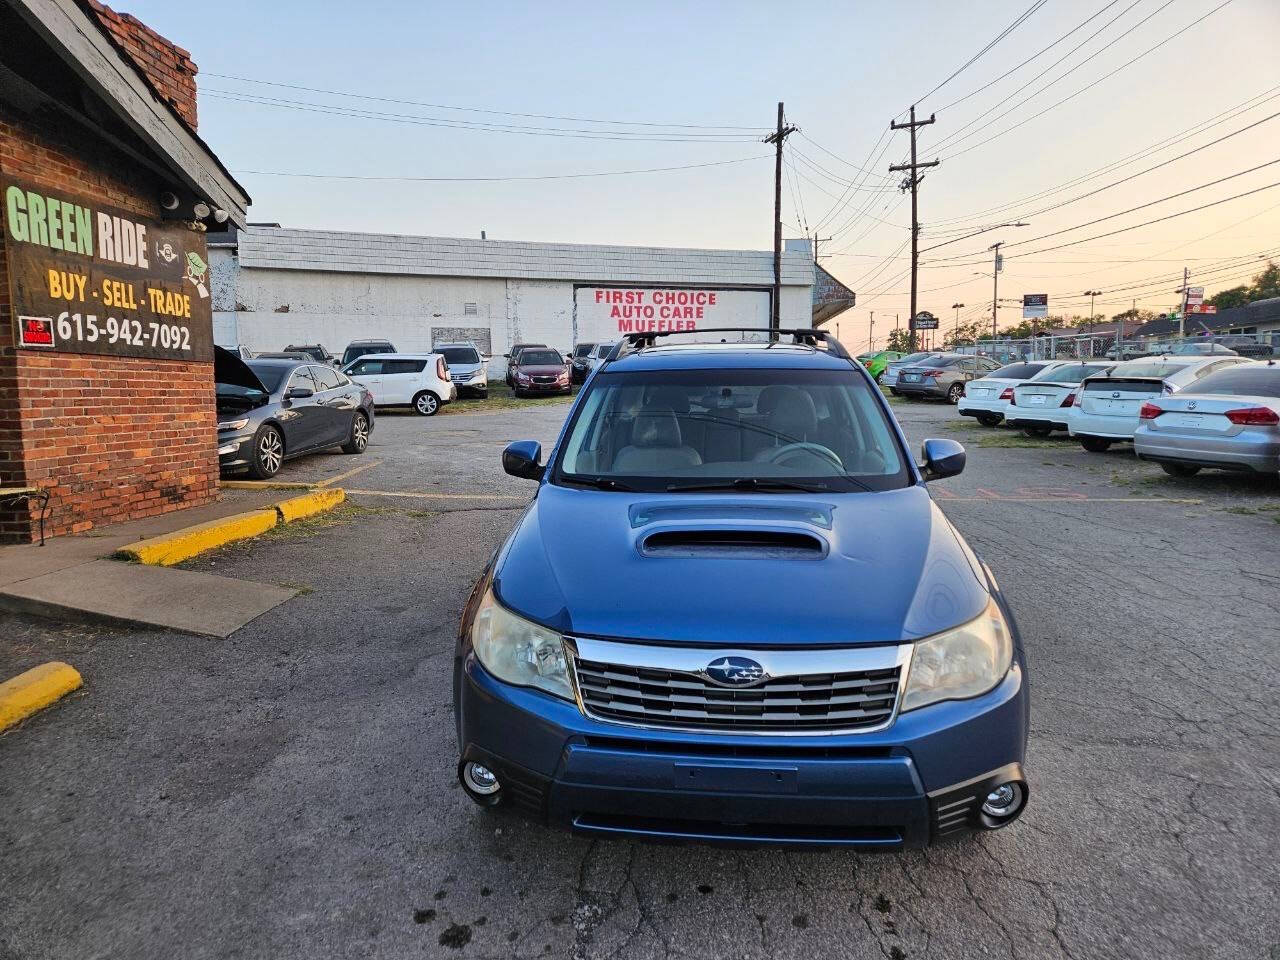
xmin=517 ymin=363 xmax=567 ymax=376
xmin=492 ymin=484 xmax=990 ymax=647
xmin=214 ymin=345 xmax=268 ymax=393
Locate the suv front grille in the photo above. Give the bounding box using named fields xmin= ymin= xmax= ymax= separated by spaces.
xmin=573 ymin=658 xmax=901 ymax=733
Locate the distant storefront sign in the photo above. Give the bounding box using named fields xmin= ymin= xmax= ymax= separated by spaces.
xmin=912 ymin=310 xmax=939 ymax=330
xmin=1022 ymin=294 xmax=1048 ymax=319
xmin=1185 ymin=286 xmax=1204 ymax=306
xmin=3 ymin=177 xmax=213 ymax=361
xmin=573 ymin=286 xmax=770 ymax=340
xmin=1187 ymin=304 xmax=1217 ymax=314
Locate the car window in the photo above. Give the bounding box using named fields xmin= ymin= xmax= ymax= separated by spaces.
xmin=286 ymin=367 xmax=317 ymax=394
xmin=311 ymin=364 xmax=342 ymax=390
xmin=245 ymin=362 xmax=290 ymax=393
xmin=991 ymin=363 xmax=1045 ymax=379
xmin=1189 ymin=366 xmax=1280 ymax=397
xmin=347 ymin=359 xmax=384 ymax=375
xmin=596 ymin=344 xmax=614 ymax=358
xmin=385 ymin=359 xmax=428 ymax=375
xmin=573 ymin=344 xmax=595 ymax=358
xmin=1032 ymin=363 xmax=1111 ymax=383
xmin=437 ymin=347 xmax=479 ymax=365
xmin=519 ymin=350 xmax=562 ymax=365
xmin=553 ymin=368 xmax=911 ymax=493
xmin=1116 ymin=361 xmax=1191 ymax=378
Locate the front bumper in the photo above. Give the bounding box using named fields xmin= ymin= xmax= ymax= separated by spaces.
xmin=1135 ymin=427 xmax=1280 ymax=473
xmin=217 ymin=433 xmax=254 ymax=472
xmin=516 ymin=380 xmax=571 ymax=394
xmin=455 ymin=653 xmax=1028 ymax=848
xmin=1068 ymin=410 xmax=1139 ymax=440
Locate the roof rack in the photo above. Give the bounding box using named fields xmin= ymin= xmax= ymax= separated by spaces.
xmin=605 ymin=327 xmax=853 ymax=364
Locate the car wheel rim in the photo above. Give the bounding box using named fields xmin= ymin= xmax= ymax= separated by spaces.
xmin=259 ymin=431 xmax=282 ymax=472
xmin=353 ymin=416 xmax=368 ymax=449
xmin=418 ymin=395 xmax=436 ymax=414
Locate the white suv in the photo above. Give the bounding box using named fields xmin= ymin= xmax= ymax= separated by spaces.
xmin=342 ymin=353 xmax=457 ymax=416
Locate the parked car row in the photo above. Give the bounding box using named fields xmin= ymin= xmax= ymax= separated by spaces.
xmin=947 ymin=352 xmax=1280 ymax=478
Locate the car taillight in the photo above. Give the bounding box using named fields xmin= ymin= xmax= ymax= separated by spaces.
xmin=1224 ymin=406 xmax=1280 ymax=425
xmin=999 ymin=387 xmax=1013 ymax=401
xmin=862 ymin=359 xmax=873 ymax=367
xmin=920 ymin=368 xmax=944 ymax=377
xmin=1061 ymin=391 xmax=1076 ymax=408
xmin=1138 ymin=402 xmax=1163 ymax=420
xmin=437 ymin=357 xmax=448 ymax=379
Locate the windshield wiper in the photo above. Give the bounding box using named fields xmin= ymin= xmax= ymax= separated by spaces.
xmin=666 ymin=478 xmax=830 ymax=493
xmin=558 ymin=475 xmax=637 ymax=491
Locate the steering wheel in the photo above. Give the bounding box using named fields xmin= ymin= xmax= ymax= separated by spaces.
xmin=760 ymin=442 xmax=844 ymax=471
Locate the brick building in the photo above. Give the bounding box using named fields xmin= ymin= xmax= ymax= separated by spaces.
xmin=1 ymin=0 xmax=248 ymax=541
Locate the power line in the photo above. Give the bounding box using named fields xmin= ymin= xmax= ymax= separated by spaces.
xmin=202 ymin=90 xmax=762 ymax=142
xmin=231 ymin=154 xmax=773 ymax=182
xmin=914 ymin=0 xmax=1050 ymax=106
xmin=939 ymin=0 xmax=1237 ymax=161
xmin=203 ymin=71 xmax=764 ymax=130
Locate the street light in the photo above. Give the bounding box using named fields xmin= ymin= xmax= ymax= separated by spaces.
xmin=1083 ymin=290 xmax=1102 ymax=356
xmin=951 ymin=302 xmax=965 ymax=347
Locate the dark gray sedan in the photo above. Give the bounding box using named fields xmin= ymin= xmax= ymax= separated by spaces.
xmin=215 ymin=347 xmax=375 ymax=479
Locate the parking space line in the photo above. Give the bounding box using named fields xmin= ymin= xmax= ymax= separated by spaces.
xmin=315 ymin=460 xmax=383 ymax=487
xmin=344 ymin=488 xmax=526 ymax=501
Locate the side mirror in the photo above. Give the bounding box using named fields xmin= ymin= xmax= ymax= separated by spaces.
xmin=920 ymin=438 xmax=965 ymax=481
xmin=502 ymin=353 xmax=511 ymax=359
xmin=286 ymin=386 xmax=314 ymax=400
xmin=503 ymin=440 xmax=543 ymax=481
xmin=481 ymin=355 xmax=492 ymax=362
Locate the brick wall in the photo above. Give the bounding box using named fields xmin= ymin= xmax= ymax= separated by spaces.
xmin=86 ymin=0 xmax=199 ymax=131
xmin=0 ymin=102 xmax=218 ymax=542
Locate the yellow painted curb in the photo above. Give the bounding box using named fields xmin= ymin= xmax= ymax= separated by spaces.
xmin=274 ymin=487 xmax=346 ymax=523
xmin=115 ymin=509 xmax=279 ymax=566
xmin=221 ymin=479 xmax=318 ymax=491
xmin=0 ymin=661 xmax=82 ymax=732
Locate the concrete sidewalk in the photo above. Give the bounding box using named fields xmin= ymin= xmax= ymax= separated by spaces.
xmin=0 ymin=491 xmax=299 ymax=637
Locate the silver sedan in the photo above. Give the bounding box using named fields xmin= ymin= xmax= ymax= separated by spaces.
xmin=1133 ymin=362 xmax=1280 ymax=477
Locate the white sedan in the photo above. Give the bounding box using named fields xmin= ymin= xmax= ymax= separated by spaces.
xmin=1006 ymin=361 xmax=1115 ymax=436
xmin=958 ymin=360 xmax=1073 ymax=427
xmin=1069 ymin=355 xmax=1253 ymax=453
xmin=1134 ymin=361 xmax=1280 ymax=477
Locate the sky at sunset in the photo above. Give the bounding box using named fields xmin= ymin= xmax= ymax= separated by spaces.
xmin=126 ymin=0 xmax=1280 ymax=351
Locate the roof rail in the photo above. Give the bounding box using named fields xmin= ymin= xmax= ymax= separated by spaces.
xmin=605 ymin=327 xmax=853 ymax=365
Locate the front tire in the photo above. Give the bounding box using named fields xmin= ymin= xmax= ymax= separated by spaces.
xmin=248 ymin=424 xmax=283 ymax=479
xmin=1080 ymin=436 xmax=1112 ymax=453
xmin=413 ymin=391 xmax=440 ymax=416
xmin=1160 ymin=462 xmax=1200 ymax=477
xmin=341 ymin=411 xmax=370 ymax=454
xmin=947 ymin=383 xmax=965 ymax=404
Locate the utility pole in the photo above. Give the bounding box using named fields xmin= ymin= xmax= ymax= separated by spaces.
xmin=869 ymin=315 xmax=875 ymax=351
xmin=889 ymin=105 xmax=939 ymax=349
xmin=764 ymin=102 xmax=798 ymax=332
xmin=1176 ymin=266 xmax=1190 ymax=339
xmin=989 ymin=242 xmax=1005 ymax=343
xmin=951 ymin=303 xmax=964 ymax=347
xmin=1083 ymin=290 xmax=1101 ymax=357
xmin=812 ymin=234 xmax=833 ymax=265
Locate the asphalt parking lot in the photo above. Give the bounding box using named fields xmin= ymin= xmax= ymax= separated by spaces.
xmin=2 ymin=396 xmax=1278 ymax=960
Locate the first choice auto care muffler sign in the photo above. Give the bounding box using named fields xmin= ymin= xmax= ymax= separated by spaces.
xmin=3 ymin=177 xmax=213 ymax=361
xmin=576 ymin=287 xmax=770 ymax=341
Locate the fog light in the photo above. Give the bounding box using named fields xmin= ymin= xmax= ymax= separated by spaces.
xmin=462 ymin=761 xmax=500 ymax=797
xmin=981 ymin=782 xmax=1025 ymax=819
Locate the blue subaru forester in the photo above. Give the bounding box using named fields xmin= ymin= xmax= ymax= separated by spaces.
xmin=453 ymin=329 xmax=1029 ymax=847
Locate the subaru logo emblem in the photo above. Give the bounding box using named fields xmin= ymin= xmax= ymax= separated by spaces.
xmin=1112 ymin=391 xmax=1121 ymax=399
xmin=702 ymin=656 xmax=767 ymax=687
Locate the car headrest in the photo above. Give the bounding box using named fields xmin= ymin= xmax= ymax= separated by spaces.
xmin=767 ymin=387 xmax=818 ymax=441
xmin=756 ymin=385 xmax=788 ymax=416
xmin=644 ymin=386 xmax=690 ymax=414
xmin=632 ymin=409 xmax=683 ymax=448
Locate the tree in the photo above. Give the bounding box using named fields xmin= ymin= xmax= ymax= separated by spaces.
xmin=943 ymin=320 xmax=987 ymax=348
xmin=1207 ymin=285 xmax=1250 ymax=310
xmin=1250 ymin=261 xmax=1280 ymax=300
xmin=1111 ymin=307 xmax=1156 ymax=326
xmin=886 ymin=328 xmax=914 ymax=353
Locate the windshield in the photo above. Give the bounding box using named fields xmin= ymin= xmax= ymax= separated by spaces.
xmin=552 ymin=368 xmax=911 ymax=493
xmin=438 ymin=347 xmax=479 ymax=365
xmin=246 ymin=362 xmax=292 ymax=393
xmin=1185 ymin=366 xmax=1280 ymax=398
xmin=573 ymin=344 xmax=595 ymax=357
xmin=1115 ymin=361 xmax=1190 ymax=378
xmin=518 ymin=350 xmax=562 ymax=365
xmin=894 ymin=352 xmax=934 ymax=366
xmin=595 ymin=344 xmax=615 ymax=358
xmin=1031 ymin=363 xmax=1110 ymax=383
xmin=990 ymin=362 xmax=1045 ymax=379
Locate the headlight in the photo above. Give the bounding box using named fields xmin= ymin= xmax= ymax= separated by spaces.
xmin=470 ymin=587 xmax=573 ymax=701
xmin=218 ymin=418 xmax=249 ymax=431
xmin=900 ymin=599 xmax=1012 ymax=712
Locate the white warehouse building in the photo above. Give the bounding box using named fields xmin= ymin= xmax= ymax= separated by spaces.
xmin=208 ymin=226 xmax=853 ymax=365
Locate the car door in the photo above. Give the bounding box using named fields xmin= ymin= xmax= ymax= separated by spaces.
xmin=345 ymin=358 xmax=385 ymax=403
xmin=279 ymin=366 xmax=324 ymax=453
xmin=380 ymin=359 xmax=427 ymax=403
xmin=309 ymin=363 xmax=354 ymax=444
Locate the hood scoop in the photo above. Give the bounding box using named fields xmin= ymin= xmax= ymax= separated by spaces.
xmin=639 ymin=527 xmax=827 ymax=560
